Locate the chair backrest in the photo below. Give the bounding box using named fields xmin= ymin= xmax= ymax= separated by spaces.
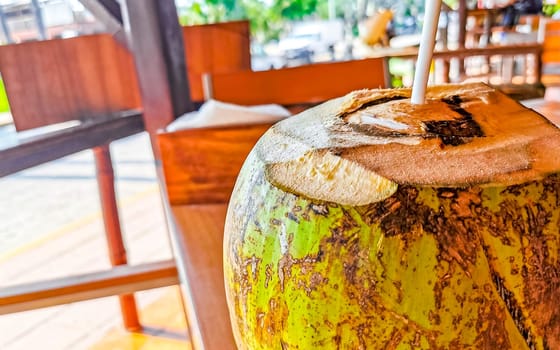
xmin=0 ymin=22 xmax=252 ymax=132
xmin=183 ymin=20 xmax=252 ymax=102
xmin=205 ymin=57 xmax=389 ymax=105
xmin=0 ymin=34 xmax=141 ymax=131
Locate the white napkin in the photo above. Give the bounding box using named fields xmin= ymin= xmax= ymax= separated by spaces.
xmin=166 ymin=99 xmax=291 ymax=132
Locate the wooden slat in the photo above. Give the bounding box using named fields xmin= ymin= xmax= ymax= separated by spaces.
xmin=169 ymin=204 xmax=235 ymax=350
xmin=210 ymin=57 xmax=388 ymax=106
xmin=0 ymin=34 xmax=141 ymax=131
xmin=367 ymin=43 xmax=542 ymax=60
xmin=542 ymin=20 xmax=560 ymax=64
xmin=183 ymin=20 xmax=251 ymax=102
xmin=0 ymin=260 xmax=178 ymax=315
xmin=97 ymin=35 xmax=141 ymax=110
xmin=159 ymin=123 xmax=272 ymax=206
xmin=0 ymin=110 xmax=144 ymax=177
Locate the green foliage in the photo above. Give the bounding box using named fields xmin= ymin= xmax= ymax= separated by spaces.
xmin=177 ymin=0 xmax=444 ymax=43
xmin=0 ymin=78 xmax=10 ymax=113
xmin=543 ymin=4 xmax=560 ymax=16
xmin=272 ymin=0 xmax=319 ymax=20
xmin=177 ymin=0 xmax=323 ymax=41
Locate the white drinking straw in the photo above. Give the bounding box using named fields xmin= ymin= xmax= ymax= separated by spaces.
xmin=411 ymin=0 xmax=442 ymax=104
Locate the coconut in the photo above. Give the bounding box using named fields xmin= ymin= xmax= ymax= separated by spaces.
xmin=223 ymin=83 xmax=560 ymax=349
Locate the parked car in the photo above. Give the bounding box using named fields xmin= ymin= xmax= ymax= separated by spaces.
xmin=278 ymin=19 xmax=344 ymax=64
xmin=278 ymin=32 xmax=318 ymax=63
xmin=250 ymin=42 xmax=286 ymax=71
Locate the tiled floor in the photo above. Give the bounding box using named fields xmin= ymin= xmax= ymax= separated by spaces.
xmin=0 ymin=130 xmax=190 ymax=349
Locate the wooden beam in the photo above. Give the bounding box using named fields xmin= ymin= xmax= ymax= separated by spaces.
xmin=0 ymin=260 xmax=178 ymax=315
xmin=0 ymin=111 xmax=144 ymax=177
xmin=121 ymin=0 xmax=192 ymax=139
xmin=365 ymin=43 xmax=542 ymax=60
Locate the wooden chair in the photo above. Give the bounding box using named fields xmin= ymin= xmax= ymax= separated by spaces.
xmin=0 ymin=34 xmax=178 ymax=330
xmin=0 ymin=20 xmax=254 ymax=333
xmin=203 ymin=57 xmax=390 ymax=106
xmin=158 ymin=57 xmax=388 ymax=349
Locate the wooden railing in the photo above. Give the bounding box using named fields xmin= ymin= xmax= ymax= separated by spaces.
xmin=365 ymin=42 xmax=543 ymax=86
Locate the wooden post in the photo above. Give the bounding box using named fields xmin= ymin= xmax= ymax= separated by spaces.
xmin=93 ymin=144 xmax=141 ymax=331
xmin=120 ymin=0 xmax=195 ymax=341
xmin=121 ymin=0 xmax=192 ymax=145
xmin=121 ymin=2 xmax=218 ymax=348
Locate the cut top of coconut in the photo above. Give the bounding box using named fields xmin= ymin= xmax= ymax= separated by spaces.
xmin=256 ymin=83 xmax=560 ymax=206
